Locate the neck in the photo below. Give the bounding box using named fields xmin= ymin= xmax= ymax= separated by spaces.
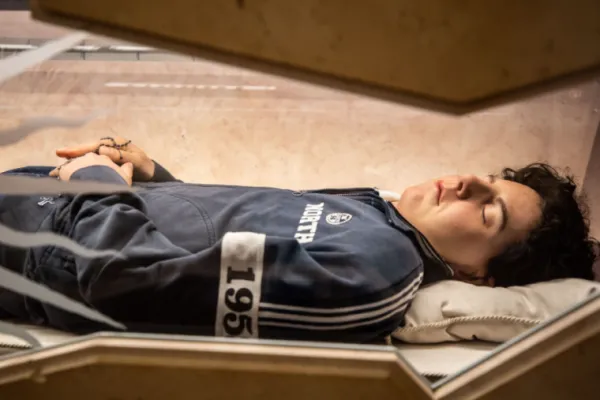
xmin=387 ymin=202 xmax=454 ymax=285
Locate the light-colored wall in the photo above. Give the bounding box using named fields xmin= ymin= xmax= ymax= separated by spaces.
xmin=0 ymin=61 xmax=598 ymax=194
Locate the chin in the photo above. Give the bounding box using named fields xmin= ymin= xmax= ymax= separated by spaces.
xmin=396 ymin=192 xmax=417 ymax=213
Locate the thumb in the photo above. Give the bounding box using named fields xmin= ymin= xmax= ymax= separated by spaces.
xmin=121 ymin=162 xmax=134 ymax=178
xmin=120 ymin=162 xmax=134 ymax=184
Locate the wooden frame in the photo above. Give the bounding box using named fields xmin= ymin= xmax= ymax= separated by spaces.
xmin=1 ymin=1 xmax=597 ymax=397
xmin=29 ymin=0 xmax=600 ymax=114
xmin=0 ymin=336 xmax=433 ymax=400
xmin=0 ymin=292 xmax=598 ymax=399
xmin=436 ymin=290 xmax=600 ymax=399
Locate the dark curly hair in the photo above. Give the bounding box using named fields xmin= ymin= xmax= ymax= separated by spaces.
xmin=487 ymin=163 xmax=598 ymax=287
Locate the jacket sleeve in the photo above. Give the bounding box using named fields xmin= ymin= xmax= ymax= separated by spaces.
xmin=68 ymin=162 xmax=179 ymax=183
xmin=67 ymin=167 xmax=423 ymax=343
xmin=149 ymin=161 xmax=180 ymax=182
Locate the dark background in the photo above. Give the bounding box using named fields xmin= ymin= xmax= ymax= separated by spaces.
xmin=0 ymin=1 xmax=28 ymax=11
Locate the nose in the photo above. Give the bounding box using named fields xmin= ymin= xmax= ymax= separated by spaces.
xmin=455 ymin=175 xmax=492 ymax=200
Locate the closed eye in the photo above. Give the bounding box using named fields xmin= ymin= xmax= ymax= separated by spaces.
xmin=485 ymin=174 xmax=509 ymax=232
xmin=481 ymin=197 xmax=494 ymax=225
xmin=481 ymin=174 xmax=497 ymax=226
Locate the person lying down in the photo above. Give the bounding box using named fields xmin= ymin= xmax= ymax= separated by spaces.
xmin=0 ymin=136 xmax=597 ymax=343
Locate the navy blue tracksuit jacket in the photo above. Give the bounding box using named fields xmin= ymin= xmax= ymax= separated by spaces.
xmin=0 ymin=163 xmax=452 ymax=343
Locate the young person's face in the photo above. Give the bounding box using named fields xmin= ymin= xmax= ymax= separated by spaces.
xmin=394 ymin=175 xmax=542 ymax=286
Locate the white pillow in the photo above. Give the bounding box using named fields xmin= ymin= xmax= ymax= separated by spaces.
xmin=393 ymin=278 xmax=600 ymax=343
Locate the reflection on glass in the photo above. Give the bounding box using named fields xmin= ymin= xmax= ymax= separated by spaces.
xmin=0 ymin=10 xmax=599 ymax=398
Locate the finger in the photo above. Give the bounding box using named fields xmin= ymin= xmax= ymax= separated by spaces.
xmin=120 ymin=162 xmax=134 ymax=185
xmin=121 ymin=162 xmax=134 ymax=177
xmin=56 ymin=141 xmax=102 ymax=158
xmin=49 ymin=168 xmax=59 ymax=177
xmin=97 ymin=145 xmax=133 ymax=164
xmin=55 ymin=137 xmax=127 ymax=158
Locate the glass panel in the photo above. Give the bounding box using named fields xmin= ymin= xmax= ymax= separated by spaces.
xmin=433 ymin=290 xmax=600 ymax=391
xmin=0 ymin=10 xmax=599 ymax=393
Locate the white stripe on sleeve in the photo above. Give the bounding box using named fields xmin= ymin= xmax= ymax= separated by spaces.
xmin=258 ymin=272 xmax=422 ymax=330
xmin=260 ymin=272 xmax=423 ymax=314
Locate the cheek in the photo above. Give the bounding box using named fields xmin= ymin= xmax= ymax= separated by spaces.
xmin=437 ymin=206 xmax=497 ymax=264
xmin=436 ymin=204 xmax=480 ymax=233
xmin=397 ymin=187 xmax=427 ymax=216
xmin=402 ymin=186 xmax=426 ymax=204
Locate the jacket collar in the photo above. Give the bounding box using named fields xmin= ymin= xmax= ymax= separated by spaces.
xmin=383 ymin=200 xmax=454 ymax=285
xmin=312 ymin=187 xmax=455 ymax=285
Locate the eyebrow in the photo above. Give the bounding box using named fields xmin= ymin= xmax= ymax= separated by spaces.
xmin=497 ymin=198 xmax=509 ymax=232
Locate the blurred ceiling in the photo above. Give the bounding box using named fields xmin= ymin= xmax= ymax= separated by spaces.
xmin=29 ymin=0 xmax=600 ymax=114
xmin=0 ymin=0 xmax=27 ymax=11
xmin=0 ymin=10 xmax=183 ymax=61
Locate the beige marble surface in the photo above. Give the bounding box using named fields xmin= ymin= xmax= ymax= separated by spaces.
xmin=1 ymin=58 xmax=599 ymax=194
xmin=0 ymin=11 xmax=71 ymax=38
xmin=0 ymin=11 xmax=599 ymax=192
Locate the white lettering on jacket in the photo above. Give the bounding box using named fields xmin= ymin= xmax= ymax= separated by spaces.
xmin=294 ymin=203 xmax=324 ymax=244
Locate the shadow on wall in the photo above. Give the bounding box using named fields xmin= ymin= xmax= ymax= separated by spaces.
xmin=582 ymin=119 xmax=600 ymax=280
